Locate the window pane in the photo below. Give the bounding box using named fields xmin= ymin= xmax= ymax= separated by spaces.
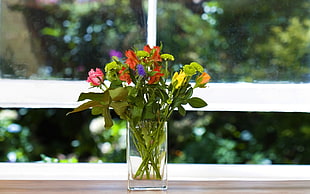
xmin=158 ymin=0 xmax=310 ymax=82
xmin=0 ymin=0 xmax=147 ymax=79
xmin=1 ymin=108 xmax=309 ymax=164
xmin=1 ymin=0 xmax=309 ymax=82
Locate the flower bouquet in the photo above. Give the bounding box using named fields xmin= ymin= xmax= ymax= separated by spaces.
xmin=68 ymin=44 xmax=210 ymax=190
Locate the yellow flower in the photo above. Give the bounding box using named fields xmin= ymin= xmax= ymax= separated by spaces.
xmin=183 ymin=65 xmax=196 ymax=76
xmin=183 ymin=62 xmax=204 ymax=76
xmin=161 ymin=54 xmax=175 ymax=61
xmin=136 ymin=51 xmax=149 ymax=58
xmin=190 ymin=62 xmax=204 ymax=73
xmin=172 ymin=71 xmax=187 ymax=89
xmin=105 ymin=61 xmax=119 ymax=72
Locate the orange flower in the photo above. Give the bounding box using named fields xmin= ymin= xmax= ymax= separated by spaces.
xmin=119 ymin=67 xmax=132 ymax=84
xmin=195 ymin=72 xmax=211 ymax=88
xmin=125 ymin=50 xmax=139 ymax=69
xmin=148 ymin=67 xmax=164 ymax=84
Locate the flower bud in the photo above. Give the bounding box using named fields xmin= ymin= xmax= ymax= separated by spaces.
xmin=195 ymin=72 xmax=211 ymax=88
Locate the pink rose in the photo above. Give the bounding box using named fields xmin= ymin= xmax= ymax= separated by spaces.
xmin=87 ymin=68 xmax=104 ymax=86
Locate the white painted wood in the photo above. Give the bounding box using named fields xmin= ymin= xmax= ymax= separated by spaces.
xmin=0 ymin=163 xmax=309 ymax=181
xmin=0 ymin=79 xmax=309 ymax=112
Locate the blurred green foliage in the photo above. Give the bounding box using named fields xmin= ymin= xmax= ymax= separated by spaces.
xmin=3 ymin=0 xmax=309 ymax=82
xmin=0 ymin=109 xmax=309 ymax=164
xmin=0 ymin=110 xmax=32 ymax=162
xmin=8 ymin=0 xmax=146 ymax=79
xmin=158 ymin=0 xmax=310 ymax=82
xmin=169 ymin=112 xmax=310 ymax=164
xmin=0 ymin=108 xmax=127 ymax=162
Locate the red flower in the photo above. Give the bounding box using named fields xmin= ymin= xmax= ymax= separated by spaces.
xmin=87 ymin=68 xmax=104 ymax=86
xmin=151 ymin=46 xmax=162 ymax=62
xmin=144 ymin=45 xmax=162 ymax=63
xmin=143 ymin=45 xmax=152 ymax=53
xmin=119 ymin=67 xmax=132 ymax=84
xmin=148 ymin=67 xmax=164 ymax=84
xmin=125 ymin=50 xmax=139 ymax=69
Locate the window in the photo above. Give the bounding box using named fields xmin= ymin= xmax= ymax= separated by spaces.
xmin=1 ymin=0 xmax=309 ymax=110
xmin=0 ymin=0 xmax=147 ymax=79
xmin=159 ymin=0 xmax=310 ymax=83
xmin=0 ymin=0 xmax=309 ymax=163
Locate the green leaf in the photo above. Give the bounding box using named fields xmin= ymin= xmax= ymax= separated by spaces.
xmin=132 ymin=106 xmax=143 ymax=123
xmin=78 ymin=92 xmax=106 ymax=102
xmin=184 ymin=87 xmax=193 ymax=99
xmin=91 ymin=106 xmax=104 ymax=115
xmin=109 ymin=80 xmax=123 ymax=89
xmin=101 ymin=91 xmax=112 ymax=105
xmin=102 ymin=107 xmax=113 ymax=129
xmin=110 ymin=101 xmax=129 ymax=119
xmin=156 ymin=88 xmax=169 ymax=101
xmin=178 ymin=105 xmax=186 ymax=116
xmin=188 ymin=97 xmax=208 ymax=108
xmin=143 ymin=103 xmax=156 ymax=120
xmin=66 ymin=101 xmax=101 ymax=115
xmin=109 ymin=87 xmax=128 ymax=101
xmin=128 ymin=87 xmax=138 ymax=99
xmin=172 ymin=98 xmax=187 ymax=110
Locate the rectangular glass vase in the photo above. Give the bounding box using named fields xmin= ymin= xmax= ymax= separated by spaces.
xmin=127 ymin=120 xmax=167 ymax=191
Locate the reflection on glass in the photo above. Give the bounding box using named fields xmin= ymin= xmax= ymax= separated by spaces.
xmin=0 ymin=0 xmax=309 ymax=82
xmin=0 ymin=0 xmax=147 ymax=79
xmin=158 ymin=0 xmax=310 ymax=82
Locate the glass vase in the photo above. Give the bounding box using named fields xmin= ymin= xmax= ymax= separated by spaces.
xmin=127 ymin=120 xmax=167 ymax=191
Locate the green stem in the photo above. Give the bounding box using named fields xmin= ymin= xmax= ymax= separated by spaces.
xmin=129 ymin=120 xmax=166 ymax=180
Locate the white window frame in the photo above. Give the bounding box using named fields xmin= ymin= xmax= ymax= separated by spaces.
xmin=0 ymin=0 xmax=309 ymax=112
xmin=0 ymin=1 xmax=309 ymax=181
xmin=0 ymin=79 xmax=309 ymax=113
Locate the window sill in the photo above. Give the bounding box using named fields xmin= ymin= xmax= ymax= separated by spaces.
xmin=0 ymin=79 xmax=309 ymax=112
xmin=0 ymin=163 xmax=309 ymax=181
